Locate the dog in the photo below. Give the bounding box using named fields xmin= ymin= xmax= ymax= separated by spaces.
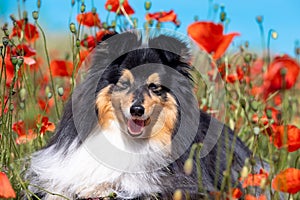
xmin=25 ymin=31 xmax=262 ymax=199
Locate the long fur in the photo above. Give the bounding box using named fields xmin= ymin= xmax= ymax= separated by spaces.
xmin=25 ymin=32 xmax=264 ymax=200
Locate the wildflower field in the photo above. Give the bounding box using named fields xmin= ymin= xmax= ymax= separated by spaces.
xmin=0 ymin=0 xmax=300 ymax=199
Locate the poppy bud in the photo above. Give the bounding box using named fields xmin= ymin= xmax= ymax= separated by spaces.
xmin=11 ymin=56 xmax=18 ymax=66
xmin=76 ymin=39 xmax=80 ymax=47
xmin=71 ymin=0 xmax=75 ymax=7
xmin=47 ymin=92 xmax=53 ymax=99
xmin=213 ymin=4 xmax=219 ymax=12
xmin=111 ymin=20 xmax=116 ymax=28
xmin=220 ymin=11 xmax=226 ymax=22
xmin=239 ymin=98 xmax=246 ymax=109
xmin=194 ymin=15 xmax=199 ymax=22
xmin=108 ymin=192 xmax=117 ymax=198
xmin=173 ymin=189 xmax=183 ymax=200
xmin=245 ymin=41 xmax=249 ymax=48
xmin=37 ymin=0 xmax=41 ymax=9
xmin=250 ymin=101 xmax=258 ymax=111
xmin=102 ymin=22 xmax=108 ymax=29
xmin=107 ymin=5 xmax=112 ymax=11
xmin=266 ymin=109 xmax=273 ymax=119
xmin=272 ymin=152 xmax=279 ymax=163
xmin=253 ymin=126 xmax=260 ymax=135
xmin=175 ymin=20 xmax=181 ymax=28
xmin=23 ymin=11 xmax=28 ymax=20
xmin=69 ymin=23 xmax=76 ymax=34
xmin=256 ymin=16 xmax=263 ymax=24
xmin=240 ymin=166 xmax=249 ymax=179
xmin=9 ymin=103 xmax=14 ymax=111
xmin=183 ymin=158 xmax=193 ymax=175
xmin=2 ymin=37 xmax=9 ymax=46
xmin=57 ymin=87 xmax=64 ymax=96
xmin=17 ymin=57 xmax=24 ymax=66
xmin=156 ymin=22 xmax=161 ymax=30
xmin=80 ymin=3 xmax=86 ymax=13
xmin=19 ymin=88 xmax=27 ymax=101
xmin=32 ymin=11 xmax=39 ymax=20
xmin=92 ymin=7 xmax=97 ymax=14
xmin=296 ymin=47 xmax=300 ymax=56
xmin=280 ymin=67 xmax=287 ymax=77
xmin=144 ymin=1 xmax=151 ymax=11
xmin=271 ymin=30 xmax=278 ymax=40
xmin=244 ymin=53 xmax=252 ymax=64
xmin=19 ymin=102 xmax=25 ymax=109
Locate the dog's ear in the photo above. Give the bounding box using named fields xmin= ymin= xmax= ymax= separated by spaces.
xmin=149 ymin=35 xmax=192 ymax=80
xmin=148 ymin=35 xmax=190 ymax=63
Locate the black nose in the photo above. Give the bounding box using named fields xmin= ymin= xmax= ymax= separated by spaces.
xmin=130 ymin=105 xmax=145 ymax=117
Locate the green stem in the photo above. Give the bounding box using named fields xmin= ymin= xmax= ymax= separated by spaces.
xmin=35 ymin=21 xmax=60 ymax=119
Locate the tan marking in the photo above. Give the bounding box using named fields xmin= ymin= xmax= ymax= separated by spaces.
xmin=96 ymin=85 xmax=115 ymax=129
xmin=119 ymin=69 xmax=134 ymax=84
xmin=146 ymin=73 xmax=160 ymax=85
xmin=144 ymin=93 xmax=178 ymax=147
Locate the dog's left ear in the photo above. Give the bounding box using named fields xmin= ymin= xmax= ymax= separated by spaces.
xmin=148 ymin=35 xmax=190 ymax=63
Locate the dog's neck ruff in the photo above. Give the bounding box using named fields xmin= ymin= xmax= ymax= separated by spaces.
xmin=29 ymin=120 xmax=172 ymax=199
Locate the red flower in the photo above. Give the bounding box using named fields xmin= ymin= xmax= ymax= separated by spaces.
xmin=226 ymin=66 xmax=244 ymax=83
xmin=105 ymin=0 xmax=135 ymax=15
xmin=272 ymin=168 xmax=300 ymax=194
xmin=11 ymin=19 xmax=39 ymax=43
xmin=50 ymin=60 xmax=74 ymax=77
xmin=270 ymin=124 xmax=300 ymax=152
xmin=0 ymin=172 xmax=16 ymax=198
xmin=14 ymin=44 xmax=36 ymax=66
xmin=36 ymin=115 xmax=55 ymax=135
xmin=12 ymin=120 xmax=37 ymax=144
xmin=244 ymin=194 xmax=267 ymax=200
xmin=240 ymin=168 xmax=269 ymax=188
xmin=146 ymin=10 xmax=177 ymax=23
xmin=187 ymin=21 xmax=240 ymax=60
xmin=263 ymin=55 xmax=300 ymax=96
xmin=210 ymin=188 xmax=242 ymax=200
xmin=38 ymin=98 xmax=54 ymax=113
xmin=77 ymin=12 xmax=101 ymax=28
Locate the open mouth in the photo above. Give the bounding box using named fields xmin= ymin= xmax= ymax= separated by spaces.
xmin=127 ymin=118 xmax=151 ymax=136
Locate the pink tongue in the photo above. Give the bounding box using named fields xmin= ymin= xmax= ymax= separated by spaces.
xmin=128 ymin=119 xmax=144 ymax=135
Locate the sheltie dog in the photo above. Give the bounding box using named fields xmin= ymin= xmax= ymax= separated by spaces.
xmin=26 ymin=31 xmax=262 ymax=199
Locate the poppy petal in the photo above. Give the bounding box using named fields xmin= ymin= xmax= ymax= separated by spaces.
xmin=213 ymin=32 xmax=240 ymax=60
xmin=272 ymin=168 xmax=300 ymax=194
xmin=0 ymin=172 xmax=16 ymax=198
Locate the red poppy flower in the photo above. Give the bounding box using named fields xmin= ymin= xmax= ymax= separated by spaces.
xmin=77 ymin=12 xmax=101 ymax=28
xmin=270 ymin=124 xmax=300 ymax=152
xmin=81 ymin=31 xmax=109 ymax=49
xmin=146 ymin=10 xmax=177 ymax=23
xmin=263 ymin=55 xmax=300 ymax=97
xmin=12 ymin=120 xmax=37 ymax=144
xmin=240 ymin=168 xmax=269 ymax=188
xmin=50 ymin=60 xmax=74 ymax=77
xmin=38 ymin=98 xmax=54 ymax=113
xmin=244 ymin=194 xmax=267 ymax=200
xmin=11 ymin=19 xmax=39 ymax=43
xmin=272 ymin=168 xmax=300 ymax=194
xmin=226 ymin=66 xmax=244 ymax=83
xmin=0 ymin=172 xmax=16 ymax=198
xmin=210 ymin=188 xmax=243 ymax=200
xmin=105 ymin=0 xmax=135 ymax=15
xmin=187 ymin=21 xmax=240 ymax=60
xmin=36 ymin=115 xmax=55 ymax=135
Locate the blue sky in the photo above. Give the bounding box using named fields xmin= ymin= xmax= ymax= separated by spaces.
xmin=1 ymin=0 xmax=300 ymax=55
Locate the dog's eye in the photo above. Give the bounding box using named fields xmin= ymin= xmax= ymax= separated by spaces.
xmin=148 ymin=83 xmax=162 ymax=95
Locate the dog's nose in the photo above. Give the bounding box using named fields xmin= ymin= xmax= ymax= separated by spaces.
xmin=130 ymin=105 xmax=145 ymax=117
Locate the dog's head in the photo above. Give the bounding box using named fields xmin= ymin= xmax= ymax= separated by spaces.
xmin=94 ymin=34 xmax=193 ymax=146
